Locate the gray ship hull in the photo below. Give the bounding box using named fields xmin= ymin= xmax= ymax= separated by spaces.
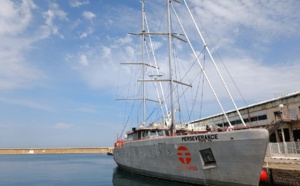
xmin=113 ymin=129 xmax=269 ymax=186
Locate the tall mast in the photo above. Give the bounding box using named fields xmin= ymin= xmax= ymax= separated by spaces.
xmin=167 ymin=0 xmax=175 ymax=135
xmin=118 ymin=1 xmax=161 ymax=128
xmin=141 ymin=0 xmax=146 ymax=125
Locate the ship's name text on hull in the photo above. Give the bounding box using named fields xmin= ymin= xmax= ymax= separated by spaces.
xmin=182 ymin=134 xmax=218 ymax=142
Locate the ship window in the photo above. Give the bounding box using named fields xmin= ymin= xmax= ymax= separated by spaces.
xmin=258 ymin=115 xmax=267 ymax=120
xmin=200 ymin=148 xmax=216 ymax=167
xmin=236 ymin=120 xmax=242 ymax=124
xmin=132 ymin=133 xmax=138 ymax=140
xmin=165 ymin=130 xmax=170 ymax=136
xmin=251 ymin=117 xmax=257 ymax=122
xmin=127 ymin=134 xmax=133 ymax=140
xmin=144 ymin=131 xmax=149 ymax=137
xmin=158 ymin=130 xmax=164 ymax=136
xmin=150 ymin=131 xmax=157 ymax=136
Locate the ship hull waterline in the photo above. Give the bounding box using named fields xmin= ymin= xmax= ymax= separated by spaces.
xmin=113 ymin=129 xmax=269 ymax=186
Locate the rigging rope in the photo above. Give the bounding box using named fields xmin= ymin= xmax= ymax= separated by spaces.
xmin=199 ymin=51 xmax=206 ymax=119
xmin=188 ymin=47 xmax=206 ymax=121
xmin=191 ymin=6 xmax=248 ymax=107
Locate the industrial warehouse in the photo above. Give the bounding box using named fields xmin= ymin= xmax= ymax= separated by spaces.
xmin=182 ymin=91 xmax=300 ymax=143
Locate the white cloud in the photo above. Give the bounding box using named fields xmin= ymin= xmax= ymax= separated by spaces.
xmin=0 ymin=97 xmax=51 ymax=111
xmin=68 ymin=41 xmax=130 ymax=89
xmin=116 ymin=36 xmax=132 ymax=45
xmin=82 ymin=11 xmax=96 ymax=21
xmin=0 ymin=1 xmax=70 ymax=91
xmin=80 ymin=32 xmax=88 ymax=39
xmin=0 ymin=0 xmax=36 ymax=35
xmin=151 ymin=0 xmax=300 ymax=104
xmin=104 ymin=19 xmax=114 ymax=28
xmin=79 ymin=54 xmax=89 ymax=66
xmin=0 ymin=0 xmax=45 ymax=90
xmin=53 ymin=122 xmax=73 ymax=129
xmin=49 ymin=3 xmax=68 ymax=20
xmin=43 ymin=10 xmax=56 ymax=31
xmin=69 ymin=0 xmax=300 ymax=105
xmin=224 ymin=58 xmax=300 ymax=102
xmin=70 ymin=0 xmax=89 ymax=7
xmin=0 ymin=59 xmax=44 ymax=90
xmin=101 ymin=46 xmax=111 ymax=59
xmin=79 ymin=26 xmax=94 ymax=39
xmin=42 ymin=3 xmax=68 ymax=39
xmin=78 ymin=106 xmax=98 ymax=113
xmin=186 ymin=55 xmax=300 ymax=105
xmin=188 ymin=0 xmax=300 ymax=47
xmin=179 ymin=0 xmax=300 ymax=103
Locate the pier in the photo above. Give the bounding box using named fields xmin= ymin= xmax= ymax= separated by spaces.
xmin=263 ymin=142 xmax=300 ymax=186
xmin=0 ymin=147 xmax=114 ymax=155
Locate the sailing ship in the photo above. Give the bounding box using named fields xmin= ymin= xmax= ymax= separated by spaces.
xmin=113 ymin=0 xmax=269 ymax=185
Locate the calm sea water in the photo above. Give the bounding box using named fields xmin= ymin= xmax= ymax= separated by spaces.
xmin=0 ymin=154 xmax=190 ymax=186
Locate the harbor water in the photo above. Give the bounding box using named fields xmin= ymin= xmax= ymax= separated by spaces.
xmin=0 ymin=154 xmax=272 ymax=186
xmin=0 ymin=154 xmax=190 ymax=186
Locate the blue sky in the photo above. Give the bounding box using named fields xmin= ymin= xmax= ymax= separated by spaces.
xmin=0 ymin=0 xmax=300 ymax=148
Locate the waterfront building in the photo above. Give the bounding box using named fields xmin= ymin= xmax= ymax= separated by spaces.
xmin=178 ymin=91 xmax=300 ymax=142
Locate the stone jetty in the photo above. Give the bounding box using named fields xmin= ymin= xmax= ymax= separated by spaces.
xmin=0 ymin=147 xmax=114 ymax=155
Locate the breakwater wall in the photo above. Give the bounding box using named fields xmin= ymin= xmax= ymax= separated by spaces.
xmin=0 ymin=147 xmax=114 ymax=155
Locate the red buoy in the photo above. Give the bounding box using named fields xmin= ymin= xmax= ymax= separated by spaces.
xmin=260 ymin=170 xmax=268 ymax=182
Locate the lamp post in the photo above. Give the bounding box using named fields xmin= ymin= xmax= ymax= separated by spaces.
xmin=279 ymin=104 xmax=287 ymax=154
xmin=279 ymin=104 xmax=284 ymax=119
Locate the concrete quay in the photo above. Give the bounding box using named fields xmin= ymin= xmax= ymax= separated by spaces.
xmin=0 ymin=147 xmax=114 ymax=155
xmin=263 ymin=156 xmax=300 ymax=186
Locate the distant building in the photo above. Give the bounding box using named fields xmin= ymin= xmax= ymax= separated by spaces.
xmin=178 ymin=91 xmax=300 ymax=142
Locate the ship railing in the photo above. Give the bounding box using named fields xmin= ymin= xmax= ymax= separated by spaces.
xmin=265 ymin=142 xmax=300 ymax=159
xmin=114 ymin=140 xmax=125 ymax=148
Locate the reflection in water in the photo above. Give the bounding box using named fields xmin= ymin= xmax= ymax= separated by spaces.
xmin=112 ymin=167 xmax=191 ymax=186
xmin=112 ymin=167 xmax=270 ymax=186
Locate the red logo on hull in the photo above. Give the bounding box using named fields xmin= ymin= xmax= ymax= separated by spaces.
xmin=177 ymin=146 xmax=191 ymax=164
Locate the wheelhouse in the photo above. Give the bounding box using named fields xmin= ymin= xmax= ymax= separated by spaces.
xmin=126 ymin=126 xmax=170 ymax=141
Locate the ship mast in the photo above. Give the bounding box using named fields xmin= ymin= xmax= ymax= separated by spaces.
xmin=167 ymin=0 xmax=175 ymax=135
xmin=118 ymin=0 xmax=159 ymax=127
xmin=167 ymin=0 xmax=181 ymax=135
xmin=128 ymin=0 xmax=189 ymax=131
xmin=141 ymin=0 xmax=146 ymax=125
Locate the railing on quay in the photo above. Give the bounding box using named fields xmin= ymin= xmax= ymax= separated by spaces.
xmin=266 ymin=141 xmax=300 ymax=158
